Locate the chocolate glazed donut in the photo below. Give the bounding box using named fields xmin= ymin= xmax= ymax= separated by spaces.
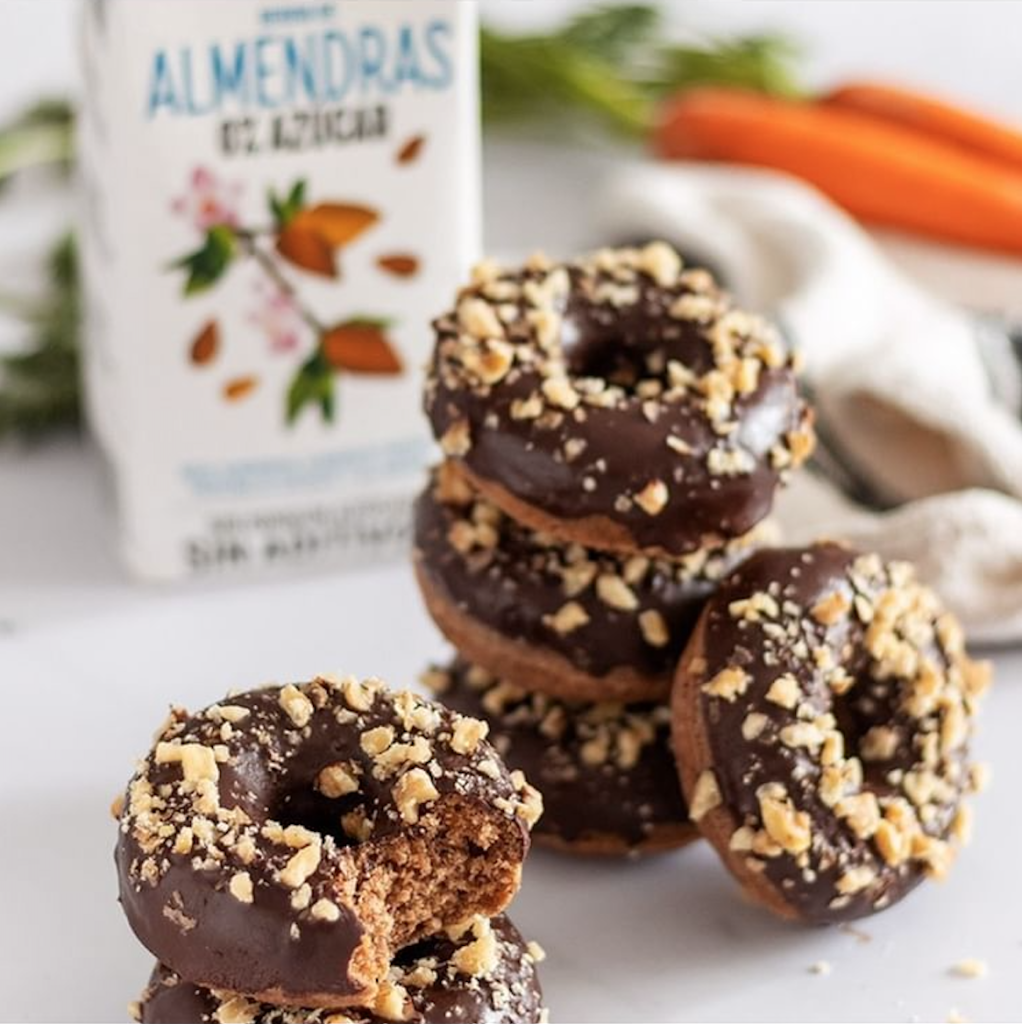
xmin=426 ymin=660 xmax=696 ymax=856
xmin=415 ymin=463 xmax=767 ymax=703
xmin=673 ymin=543 xmax=991 ymax=924
xmin=115 ymin=677 xmax=542 ymax=1008
xmin=134 ymin=915 xmax=547 ymax=1024
xmin=425 ymin=243 xmax=814 ymax=557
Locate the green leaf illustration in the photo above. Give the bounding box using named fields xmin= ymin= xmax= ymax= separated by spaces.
xmin=286 ymin=351 xmax=335 ymax=425
xmin=170 ymin=224 xmax=237 ymax=296
xmin=268 ymin=178 xmax=308 ymax=228
xmin=341 ymin=315 xmax=395 ymax=330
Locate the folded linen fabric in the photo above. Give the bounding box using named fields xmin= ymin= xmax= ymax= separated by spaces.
xmin=597 ymin=163 xmax=1022 ymax=643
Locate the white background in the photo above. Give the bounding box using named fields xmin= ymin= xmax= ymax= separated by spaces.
xmin=2 ymin=3 xmax=1022 ymax=1023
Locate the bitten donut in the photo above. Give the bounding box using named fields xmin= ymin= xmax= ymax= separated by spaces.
xmin=426 ymin=660 xmax=696 ymax=856
xmin=425 ymin=243 xmax=814 ymax=557
xmin=115 ymin=676 xmax=542 ymax=1008
xmin=673 ymin=543 xmax=991 ymax=923
xmin=415 ymin=463 xmax=768 ymax=703
xmin=133 ymin=915 xmax=548 ymax=1024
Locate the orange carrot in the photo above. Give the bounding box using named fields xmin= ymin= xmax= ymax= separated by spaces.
xmin=654 ymin=88 xmax=1022 ymax=255
xmin=825 ymin=82 xmax=1022 ymax=172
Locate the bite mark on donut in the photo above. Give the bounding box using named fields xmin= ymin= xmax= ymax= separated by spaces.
xmin=115 ymin=677 xmax=541 ymax=1008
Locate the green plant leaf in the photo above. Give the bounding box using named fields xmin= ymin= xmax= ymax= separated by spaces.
xmin=560 ymin=4 xmax=661 ymax=60
xmin=0 ymin=96 xmax=74 ymax=191
xmin=0 ymin=233 xmax=81 ymax=440
xmin=170 ymin=224 xmax=236 ymax=296
xmin=654 ymin=34 xmax=804 ymax=99
xmin=286 ymin=351 xmax=335 ymax=425
xmin=268 ymin=178 xmax=308 ymax=228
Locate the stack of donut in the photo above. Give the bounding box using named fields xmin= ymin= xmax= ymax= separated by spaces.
xmin=417 ymin=242 xmax=990 ymax=924
xmin=114 ymin=676 xmax=549 ymax=1022
xmin=416 ymin=242 xmax=815 ymax=856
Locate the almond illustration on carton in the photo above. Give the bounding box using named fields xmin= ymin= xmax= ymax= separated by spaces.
xmin=170 ymin=171 xmax=403 ymax=426
xmin=189 ymin=319 xmax=220 ymax=365
xmin=275 ymin=203 xmax=379 ymax=278
xmin=376 ymin=253 xmax=421 ymax=278
xmin=322 ymin=319 xmax=402 ymax=374
xmin=396 ymin=134 xmax=426 ymax=164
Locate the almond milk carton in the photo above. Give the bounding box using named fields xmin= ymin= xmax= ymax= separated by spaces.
xmin=78 ymin=0 xmax=478 ymax=579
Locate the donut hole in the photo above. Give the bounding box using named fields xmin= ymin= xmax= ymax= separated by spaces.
xmin=829 ymin=670 xmax=913 ymax=794
xmin=270 ymin=782 xmax=363 ymax=848
xmin=559 ymin=301 xmax=712 ymax=393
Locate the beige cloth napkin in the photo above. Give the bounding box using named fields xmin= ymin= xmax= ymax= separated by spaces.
xmin=597 ymin=163 xmax=1022 ymax=644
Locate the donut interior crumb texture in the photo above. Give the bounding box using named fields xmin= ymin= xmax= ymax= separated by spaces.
xmin=674 ymin=543 xmax=991 ymax=924
xmin=425 ymin=243 xmax=815 ymax=555
xmin=115 ymin=676 xmax=542 ymax=1009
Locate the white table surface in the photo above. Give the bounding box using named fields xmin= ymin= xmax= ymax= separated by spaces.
xmin=0 ymin=433 xmax=1019 ymax=1024
xmin=3 ymin=4 xmax=1022 ymax=1019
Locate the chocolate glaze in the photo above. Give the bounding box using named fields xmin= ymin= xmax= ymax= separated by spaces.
xmin=115 ymin=680 xmax=535 ymax=1005
xmin=136 ymin=916 xmax=546 ymax=1024
xmin=414 ymin=469 xmax=762 ymax=683
xmin=425 ymin=250 xmax=813 ymax=555
xmin=430 ymin=660 xmax=693 ymax=853
xmin=687 ymin=543 xmax=983 ymax=923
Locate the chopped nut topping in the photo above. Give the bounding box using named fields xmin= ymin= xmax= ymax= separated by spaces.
xmin=765 ymin=673 xmax=800 ymax=709
xmin=458 ymin=297 xmax=504 ymax=340
xmin=370 ymin=981 xmax=411 ymax=1023
xmin=155 ymin=742 xmax=220 ymax=784
xmin=310 ymin=898 xmax=341 ymax=923
xmin=217 ymin=705 xmax=251 ymax=723
xmin=742 ymin=712 xmax=769 ymax=741
xmin=450 ymin=716 xmax=489 ymax=756
xmin=638 ymin=240 xmax=682 ymax=286
xmin=811 ymin=590 xmax=852 ymax=626
xmin=278 ymin=841 xmax=322 ymax=889
xmin=228 ymin=871 xmax=254 ymax=904
xmin=835 ymin=864 xmax=877 ymax=895
xmin=339 ymin=675 xmax=376 ymax=712
xmin=638 ymin=608 xmax=670 ymax=647
xmin=689 ymin=770 xmax=722 ymax=821
xmin=757 ymin=784 xmax=811 ymax=854
xmin=215 ymin=995 xmax=261 ymax=1024
xmin=278 ymin=684 xmax=314 ymax=728
xmin=860 ymin=725 xmax=900 ymax=762
xmin=702 ymin=666 xmax=751 ymax=702
xmin=393 ymin=768 xmax=440 ymax=824
xmin=543 ymin=601 xmax=590 ymax=635
xmin=634 ymin=479 xmax=669 ymax=516
xmin=541 ymin=375 xmax=580 ymax=411
xmin=950 ymin=959 xmax=988 ymax=980
xmin=451 ymin=918 xmax=499 ymax=977
xmin=439 ymin=420 xmax=471 ymax=456
xmin=836 ymin=792 xmax=881 ymax=839
xmin=729 ymin=592 xmax=779 ymax=622
xmin=596 ymin=573 xmax=639 ymax=611
xmin=316 ymin=762 xmax=361 ymax=799
xmin=361 ymin=726 xmax=395 ymax=757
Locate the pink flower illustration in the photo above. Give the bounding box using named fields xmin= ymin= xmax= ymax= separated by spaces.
xmin=171 ymin=166 xmax=243 ymax=231
xmin=248 ymin=281 xmax=305 ymax=354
